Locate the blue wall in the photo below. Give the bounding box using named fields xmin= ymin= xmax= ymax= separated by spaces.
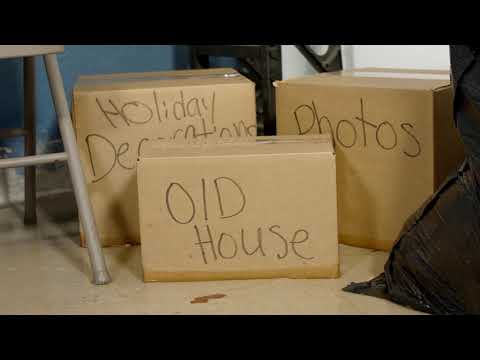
xmin=0 ymin=45 xmax=190 ymax=157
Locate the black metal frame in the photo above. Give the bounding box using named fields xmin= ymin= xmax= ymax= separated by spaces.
xmin=294 ymin=45 xmax=343 ymax=73
xmin=190 ymin=45 xmax=343 ymax=136
xmin=190 ymin=45 xmax=281 ymax=136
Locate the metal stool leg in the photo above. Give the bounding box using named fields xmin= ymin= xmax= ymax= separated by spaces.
xmin=23 ymin=56 xmax=37 ymax=225
xmin=43 ymin=54 xmax=111 ymax=285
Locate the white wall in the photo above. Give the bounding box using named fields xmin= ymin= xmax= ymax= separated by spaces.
xmin=281 ymin=45 xmax=318 ymax=80
xmin=281 ymin=45 xmax=451 ymax=79
xmin=347 ymin=45 xmax=450 ymax=70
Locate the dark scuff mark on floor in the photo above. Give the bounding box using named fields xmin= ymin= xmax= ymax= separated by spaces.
xmin=190 ymin=294 xmax=227 ymax=304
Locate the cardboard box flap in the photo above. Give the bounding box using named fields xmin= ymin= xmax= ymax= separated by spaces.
xmin=140 ymin=134 xmax=334 ymax=159
xmin=276 ymin=68 xmax=451 ymax=91
xmin=74 ymin=68 xmax=252 ymax=93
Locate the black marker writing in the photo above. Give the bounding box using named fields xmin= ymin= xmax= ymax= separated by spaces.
xmin=291 ymin=230 xmax=314 ymax=260
xmin=85 ymin=134 xmax=116 ymax=183
xmin=173 ymin=91 xmax=186 ymax=120
xmin=269 ymin=225 xmax=289 ymax=260
xmin=153 ymin=91 xmax=162 ymax=123
xmin=121 ymin=101 xmax=153 ymax=125
xmin=186 ymin=97 xmax=202 ymax=118
xmin=376 ymin=121 xmax=397 ymax=150
xmin=192 ymin=224 xmax=313 ymax=264
xmin=214 ymin=177 xmax=246 ymax=219
xmin=117 ymin=142 xmax=134 ymax=170
xmin=194 ymin=225 xmax=218 ymax=265
xmin=241 ymin=228 xmax=266 ymax=257
xmin=166 ymin=182 xmax=196 ymax=225
xmin=210 ymin=92 xmax=216 ymax=125
xmin=163 ymin=101 xmax=168 ymax=120
xmin=220 ymin=128 xmax=233 ymax=138
xmin=312 ymin=102 xmax=335 ymax=140
xmin=294 ymin=104 xmax=316 ymax=135
xmin=201 ymin=178 xmax=208 ymax=222
xmin=292 ymin=98 xmax=422 ymax=158
xmin=217 ymin=232 xmax=238 ymax=259
xmin=184 ymin=118 xmax=216 ymax=140
xmin=233 ymin=121 xmax=257 ymax=137
xmin=336 ymin=120 xmax=357 ymax=148
xmin=96 ymin=98 xmax=129 ymax=128
xmin=137 ymin=138 xmax=149 ymax=157
xmin=201 ymin=97 xmax=209 ymax=112
xmin=354 ymin=98 xmax=377 ymax=147
xmin=401 ymin=123 xmax=422 ymax=157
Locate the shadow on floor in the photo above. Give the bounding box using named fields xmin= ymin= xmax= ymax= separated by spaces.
xmin=37 ymin=191 xmax=89 ymax=277
xmin=38 ymin=190 xmax=78 ymax=221
xmin=369 ymin=249 xmax=389 ymax=276
xmin=38 ymin=191 xmax=144 ymax=281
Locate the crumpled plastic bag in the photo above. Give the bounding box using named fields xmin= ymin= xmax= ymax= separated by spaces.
xmin=343 ymin=45 xmax=480 ymax=315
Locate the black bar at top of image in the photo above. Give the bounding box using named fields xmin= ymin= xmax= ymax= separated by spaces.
xmin=0 ymin=8 xmax=477 ymax=44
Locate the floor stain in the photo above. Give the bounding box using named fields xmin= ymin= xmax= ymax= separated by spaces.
xmin=190 ymin=294 xmax=227 ymax=304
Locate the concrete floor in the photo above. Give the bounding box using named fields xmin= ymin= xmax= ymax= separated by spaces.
xmin=0 ymin=192 xmax=422 ymax=315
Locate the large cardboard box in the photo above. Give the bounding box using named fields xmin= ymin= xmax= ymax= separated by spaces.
xmin=73 ymin=68 xmax=257 ymax=247
xmin=137 ymin=135 xmax=338 ymax=282
xmin=276 ymin=68 xmax=465 ymax=251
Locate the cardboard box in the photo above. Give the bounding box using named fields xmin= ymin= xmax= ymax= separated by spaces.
xmin=137 ymin=135 xmax=338 ymax=282
xmin=73 ymin=68 xmax=257 ymax=247
xmin=276 ymin=68 xmax=465 ymax=251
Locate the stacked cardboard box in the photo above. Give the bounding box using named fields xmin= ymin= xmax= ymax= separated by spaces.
xmin=276 ymin=68 xmax=464 ymax=250
xmin=137 ymin=135 xmax=338 ymax=282
xmin=72 ymin=68 xmax=257 ymax=247
xmin=72 ymin=65 xmax=464 ymax=282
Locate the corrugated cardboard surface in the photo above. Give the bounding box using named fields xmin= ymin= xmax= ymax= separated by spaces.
xmin=73 ymin=68 xmax=257 ymax=247
xmin=276 ymin=68 xmax=464 ymax=251
xmin=137 ymin=135 xmax=339 ymax=282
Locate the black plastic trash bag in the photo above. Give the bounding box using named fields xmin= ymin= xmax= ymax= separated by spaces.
xmin=343 ymin=45 xmax=480 ymax=315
